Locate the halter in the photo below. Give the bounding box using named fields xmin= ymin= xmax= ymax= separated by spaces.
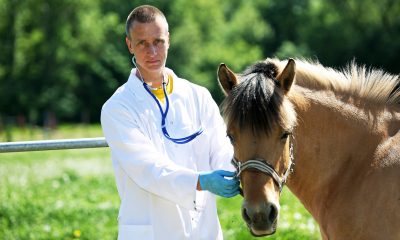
xmin=231 ymin=137 xmax=295 ymax=193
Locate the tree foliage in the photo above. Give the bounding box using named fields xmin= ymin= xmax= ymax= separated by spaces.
xmin=0 ymin=0 xmax=399 ymax=124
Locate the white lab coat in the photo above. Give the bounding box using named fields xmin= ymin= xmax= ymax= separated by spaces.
xmin=101 ymin=68 xmax=234 ymax=240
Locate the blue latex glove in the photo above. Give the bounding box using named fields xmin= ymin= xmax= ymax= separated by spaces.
xmin=199 ymin=170 xmax=240 ymax=198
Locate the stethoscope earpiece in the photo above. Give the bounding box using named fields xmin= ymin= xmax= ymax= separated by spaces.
xmin=132 ymin=55 xmax=136 ymax=66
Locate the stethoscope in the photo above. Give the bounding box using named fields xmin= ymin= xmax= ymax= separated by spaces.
xmin=132 ymin=56 xmax=203 ymax=144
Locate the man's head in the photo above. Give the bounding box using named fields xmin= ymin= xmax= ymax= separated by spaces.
xmin=125 ymin=5 xmax=170 ymax=78
xmin=125 ymin=5 xmax=168 ymax=40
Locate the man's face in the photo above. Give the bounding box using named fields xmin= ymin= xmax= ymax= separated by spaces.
xmin=126 ymin=17 xmax=169 ymax=75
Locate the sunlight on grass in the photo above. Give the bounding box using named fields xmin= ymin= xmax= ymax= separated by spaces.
xmin=0 ymin=148 xmax=118 ymax=240
xmin=0 ymin=123 xmax=104 ymax=142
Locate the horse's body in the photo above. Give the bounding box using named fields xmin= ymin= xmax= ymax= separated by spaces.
xmin=218 ymin=58 xmax=400 ymax=239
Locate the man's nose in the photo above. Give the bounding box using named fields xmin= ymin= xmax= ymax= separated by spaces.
xmin=147 ymin=44 xmax=157 ymax=55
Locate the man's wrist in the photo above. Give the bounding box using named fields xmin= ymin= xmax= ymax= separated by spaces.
xmin=196 ymin=177 xmax=202 ymax=191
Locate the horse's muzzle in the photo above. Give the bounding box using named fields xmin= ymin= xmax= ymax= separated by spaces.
xmin=242 ymin=200 xmax=279 ymax=236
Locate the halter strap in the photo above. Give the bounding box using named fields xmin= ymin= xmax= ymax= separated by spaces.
xmin=232 ymin=138 xmax=295 ymax=193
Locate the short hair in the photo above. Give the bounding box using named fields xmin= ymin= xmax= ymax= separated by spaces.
xmin=125 ymin=5 xmax=168 ymax=39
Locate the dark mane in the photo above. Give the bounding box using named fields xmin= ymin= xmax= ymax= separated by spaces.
xmin=221 ymin=62 xmax=285 ymax=135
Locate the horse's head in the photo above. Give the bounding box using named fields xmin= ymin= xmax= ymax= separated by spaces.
xmin=218 ymin=59 xmax=297 ymax=236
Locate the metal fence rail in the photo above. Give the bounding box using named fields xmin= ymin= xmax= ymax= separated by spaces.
xmin=0 ymin=137 xmax=108 ymax=153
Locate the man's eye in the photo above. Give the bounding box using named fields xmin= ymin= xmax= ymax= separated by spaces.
xmin=136 ymin=41 xmax=146 ymax=47
xmin=154 ymin=39 xmax=165 ymax=46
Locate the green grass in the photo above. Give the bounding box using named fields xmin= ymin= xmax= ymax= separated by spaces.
xmin=0 ymin=148 xmax=118 ymax=240
xmin=0 ymin=124 xmax=104 ymax=142
xmin=0 ymin=124 xmax=321 ymax=239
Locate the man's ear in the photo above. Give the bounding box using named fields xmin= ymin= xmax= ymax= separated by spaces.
xmin=126 ymin=37 xmax=134 ymax=54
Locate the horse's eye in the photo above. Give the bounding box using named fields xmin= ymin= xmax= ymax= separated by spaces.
xmin=281 ymin=131 xmax=291 ymax=140
xmin=227 ymin=134 xmax=235 ymax=144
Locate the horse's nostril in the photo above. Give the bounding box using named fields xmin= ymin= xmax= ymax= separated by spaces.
xmin=268 ymin=203 xmax=278 ymax=223
xmin=242 ymin=202 xmax=279 ymax=229
xmin=242 ymin=208 xmax=251 ymax=223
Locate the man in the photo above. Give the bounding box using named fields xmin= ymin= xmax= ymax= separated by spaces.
xmin=101 ymin=5 xmax=240 ymax=240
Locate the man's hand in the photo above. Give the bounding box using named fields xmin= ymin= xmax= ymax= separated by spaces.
xmin=198 ymin=170 xmax=240 ymax=198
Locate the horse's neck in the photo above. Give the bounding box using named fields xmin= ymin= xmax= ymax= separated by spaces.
xmin=287 ymin=85 xmax=389 ymax=222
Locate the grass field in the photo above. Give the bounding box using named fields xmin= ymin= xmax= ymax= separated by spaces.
xmin=0 ymin=124 xmax=321 ymax=239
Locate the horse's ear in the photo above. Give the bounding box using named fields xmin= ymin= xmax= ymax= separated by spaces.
xmin=218 ymin=63 xmax=238 ymax=95
xmin=277 ymin=59 xmax=296 ymax=94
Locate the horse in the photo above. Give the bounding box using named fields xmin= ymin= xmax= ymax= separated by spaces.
xmin=217 ymin=58 xmax=400 ymax=239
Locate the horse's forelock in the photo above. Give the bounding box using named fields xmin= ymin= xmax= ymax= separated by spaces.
xmin=243 ymin=61 xmax=279 ymax=80
xmin=221 ymin=62 xmax=285 ymax=136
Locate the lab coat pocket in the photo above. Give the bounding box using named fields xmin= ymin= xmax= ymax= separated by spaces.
xmin=118 ymin=224 xmax=154 ymax=240
xmin=192 ymin=132 xmax=210 ymax=165
xmin=195 ymin=190 xmax=207 ymax=211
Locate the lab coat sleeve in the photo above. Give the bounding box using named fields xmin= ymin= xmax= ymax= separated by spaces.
xmin=201 ymin=90 xmax=235 ymax=172
xmin=101 ymin=102 xmax=198 ymax=210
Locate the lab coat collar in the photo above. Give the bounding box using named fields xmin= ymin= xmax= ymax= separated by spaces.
xmin=127 ymin=68 xmax=179 ymax=101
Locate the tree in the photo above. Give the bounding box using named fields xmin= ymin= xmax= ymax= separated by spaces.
xmin=0 ymin=0 xmax=398 ymax=125
xmin=168 ymin=0 xmax=273 ymax=102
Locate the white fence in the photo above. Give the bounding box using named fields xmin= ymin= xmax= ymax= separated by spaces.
xmin=0 ymin=137 xmax=108 ymax=153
